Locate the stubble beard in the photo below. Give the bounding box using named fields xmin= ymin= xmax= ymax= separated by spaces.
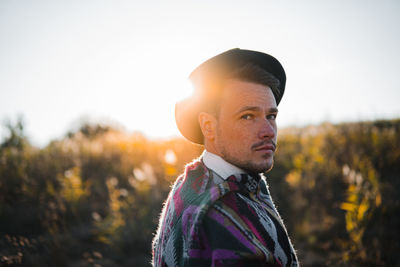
xmin=220 ymin=147 xmax=274 ymax=175
xmin=215 ymin=121 xmax=275 ymax=175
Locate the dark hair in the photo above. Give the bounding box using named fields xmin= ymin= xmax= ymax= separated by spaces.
xmin=204 ymin=63 xmax=281 ymax=116
xmin=226 ymin=63 xmax=281 ymax=99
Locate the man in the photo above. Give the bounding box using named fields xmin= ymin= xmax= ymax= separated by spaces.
xmin=152 ymin=48 xmax=298 ymax=266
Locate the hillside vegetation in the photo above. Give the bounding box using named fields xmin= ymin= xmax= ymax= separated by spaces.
xmin=1 ymin=119 xmax=399 ymax=266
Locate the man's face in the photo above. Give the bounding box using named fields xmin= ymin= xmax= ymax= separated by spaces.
xmin=214 ymin=79 xmax=278 ymax=174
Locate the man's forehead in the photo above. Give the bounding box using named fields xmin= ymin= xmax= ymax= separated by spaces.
xmin=237 ymin=105 xmax=279 ymax=114
xmin=218 ymin=87 xmax=277 ymax=118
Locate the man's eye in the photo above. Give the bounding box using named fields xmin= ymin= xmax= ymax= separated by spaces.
xmin=241 ymin=114 xmax=254 ymax=120
xmin=267 ymin=114 xmax=277 ymax=120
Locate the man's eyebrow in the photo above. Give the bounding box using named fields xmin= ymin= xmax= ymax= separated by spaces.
xmin=236 ymin=106 xmax=279 ymax=114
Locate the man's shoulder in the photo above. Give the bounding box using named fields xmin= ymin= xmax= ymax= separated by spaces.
xmin=168 ymin=159 xmax=239 ymax=222
xmin=153 ymin=159 xmax=241 ymax=263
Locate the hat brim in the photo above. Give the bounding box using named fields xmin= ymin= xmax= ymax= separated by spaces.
xmin=175 ymin=95 xmax=204 ymax=144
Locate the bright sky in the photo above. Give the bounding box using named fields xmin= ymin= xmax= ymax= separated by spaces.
xmin=1 ymin=0 xmax=399 ymax=146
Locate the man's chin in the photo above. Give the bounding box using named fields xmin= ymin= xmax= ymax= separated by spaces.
xmin=256 ymin=159 xmax=274 ymax=173
xmin=222 ymin=153 xmax=274 ymax=174
xmin=243 ymin=160 xmax=273 ymax=174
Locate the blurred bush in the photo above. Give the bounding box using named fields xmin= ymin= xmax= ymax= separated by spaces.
xmin=0 ymin=118 xmax=399 ymax=266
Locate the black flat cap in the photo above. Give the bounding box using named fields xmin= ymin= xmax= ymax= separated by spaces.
xmin=175 ymin=48 xmax=286 ymax=144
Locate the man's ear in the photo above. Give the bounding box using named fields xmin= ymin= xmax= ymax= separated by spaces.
xmin=198 ymin=112 xmax=217 ymax=141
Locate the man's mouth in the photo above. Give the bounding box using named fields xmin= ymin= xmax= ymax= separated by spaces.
xmin=252 ymin=141 xmax=276 ymax=152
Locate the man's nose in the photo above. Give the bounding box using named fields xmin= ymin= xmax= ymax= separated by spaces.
xmin=258 ymin=119 xmax=276 ymax=139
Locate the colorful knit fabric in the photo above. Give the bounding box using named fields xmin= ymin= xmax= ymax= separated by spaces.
xmin=152 ymin=158 xmax=298 ymax=267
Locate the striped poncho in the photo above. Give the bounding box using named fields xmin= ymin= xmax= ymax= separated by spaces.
xmin=152 ymin=158 xmax=298 ymax=267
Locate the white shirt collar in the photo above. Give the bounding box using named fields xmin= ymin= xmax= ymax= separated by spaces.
xmin=202 ymin=150 xmax=246 ymax=180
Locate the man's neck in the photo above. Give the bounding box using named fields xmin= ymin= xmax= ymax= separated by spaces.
xmin=202 ymin=150 xmax=247 ymax=180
